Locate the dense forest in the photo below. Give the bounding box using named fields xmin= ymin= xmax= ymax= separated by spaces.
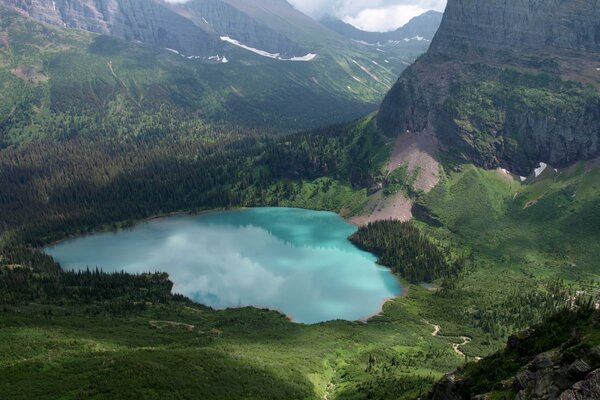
xmin=0 ymin=117 xmax=386 ymax=247
xmin=349 ymin=220 xmax=463 ymax=283
xmin=0 ymin=246 xmax=184 ymax=311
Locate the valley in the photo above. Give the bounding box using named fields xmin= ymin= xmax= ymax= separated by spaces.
xmin=0 ymin=0 xmax=599 ymax=399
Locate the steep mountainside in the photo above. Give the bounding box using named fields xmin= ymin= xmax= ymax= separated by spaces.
xmin=2 ymin=0 xmax=224 ymax=56
xmin=321 ymin=10 xmax=442 ymax=45
xmin=377 ymin=0 xmax=600 ymax=175
xmin=171 ymin=0 xmax=308 ymax=58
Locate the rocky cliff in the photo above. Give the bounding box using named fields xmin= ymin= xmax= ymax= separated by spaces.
xmin=429 ymin=0 xmax=600 ymax=57
xmin=377 ymin=0 xmax=600 ymax=174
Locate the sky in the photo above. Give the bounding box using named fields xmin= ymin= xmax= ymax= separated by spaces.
xmin=288 ymin=0 xmax=447 ymax=32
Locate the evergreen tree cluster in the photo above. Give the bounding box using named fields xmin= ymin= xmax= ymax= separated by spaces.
xmin=0 ymin=120 xmax=383 ymax=246
xmin=349 ymin=220 xmax=462 ymax=283
xmin=0 ymin=246 xmax=183 ymax=310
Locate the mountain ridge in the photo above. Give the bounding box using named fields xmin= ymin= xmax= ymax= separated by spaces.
xmin=377 ymin=0 xmax=600 ymax=174
xmin=320 ymin=10 xmax=442 ymax=46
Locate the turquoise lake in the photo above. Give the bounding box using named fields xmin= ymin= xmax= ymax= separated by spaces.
xmin=44 ymin=208 xmax=402 ymax=323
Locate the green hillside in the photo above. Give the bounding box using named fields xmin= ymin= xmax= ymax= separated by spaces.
xmin=1 ymin=111 xmax=598 ymax=398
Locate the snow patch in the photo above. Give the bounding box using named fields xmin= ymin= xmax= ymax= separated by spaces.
xmin=534 ymin=162 xmax=548 ymax=177
xmin=403 ymin=35 xmax=429 ymax=42
xmin=220 ymin=36 xmax=316 ymax=61
xmin=202 ymin=17 xmax=209 ymax=25
xmin=520 ymin=176 xmax=527 ymax=182
xmin=384 ymin=59 xmax=389 ymax=63
xmin=207 ymin=55 xmax=229 ymax=63
xmin=351 ymin=60 xmax=381 ymax=83
xmin=352 ymin=39 xmax=375 ymax=46
xmin=352 ymin=76 xmax=362 ymax=82
xmin=52 ymin=1 xmax=57 ymax=12
xmin=288 ymin=53 xmax=318 ymax=61
xmin=168 ymin=48 xmax=228 ymax=63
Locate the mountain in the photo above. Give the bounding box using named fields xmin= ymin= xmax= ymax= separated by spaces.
xmin=0 ymin=0 xmax=431 ymax=142
xmin=2 ymin=0 xmax=224 ymax=56
xmin=377 ymin=0 xmax=600 ymax=174
xmin=168 ymin=0 xmax=308 ymax=58
xmin=320 ymin=10 xmax=442 ymax=46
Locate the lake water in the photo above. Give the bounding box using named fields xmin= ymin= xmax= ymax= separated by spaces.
xmin=44 ymin=208 xmax=401 ymax=323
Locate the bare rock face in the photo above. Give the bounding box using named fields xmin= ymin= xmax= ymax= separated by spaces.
xmin=560 ymin=369 xmax=600 ymax=400
xmin=377 ymin=0 xmax=600 ymax=173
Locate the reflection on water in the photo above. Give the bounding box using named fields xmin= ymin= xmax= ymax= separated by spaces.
xmin=45 ymin=208 xmax=402 ymax=323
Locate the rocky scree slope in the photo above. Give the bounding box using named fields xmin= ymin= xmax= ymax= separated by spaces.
xmin=377 ymin=0 xmax=600 ymax=175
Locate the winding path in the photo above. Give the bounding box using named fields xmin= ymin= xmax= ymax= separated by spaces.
xmin=425 ymin=320 xmax=481 ymax=361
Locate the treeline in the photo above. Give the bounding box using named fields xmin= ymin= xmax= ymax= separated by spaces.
xmin=0 ymin=246 xmax=185 ymax=311
xmin=0 ymin=118 xmax=385 ymax=246
xmin=349 ymin=220 xmax=463 ymax=283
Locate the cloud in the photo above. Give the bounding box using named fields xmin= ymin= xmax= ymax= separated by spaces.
xmin=289 ymin=0 xmax=447 ymax=31
xmin=164 ymin=0 xmax=446 ymax=32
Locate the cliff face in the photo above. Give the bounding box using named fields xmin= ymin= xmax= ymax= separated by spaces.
xmin=429 ymin=0 xmax=600 ymax=57
xmin=2 ymin=0 xmax=223 ymax=56
xmin=378 ymin=0 xmax=600 ymax=173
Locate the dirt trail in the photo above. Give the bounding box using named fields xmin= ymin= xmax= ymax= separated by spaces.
xmin=323 ymin=368 xmax=337 ymax=400
xmin=149 ymin=320 xmax=195 ymax=331
xmin=425 ymin=320 xmax=481 ymax=361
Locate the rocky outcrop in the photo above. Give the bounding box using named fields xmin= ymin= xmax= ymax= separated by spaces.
xmin=377 ymin=0 xmax=600 ymax=173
